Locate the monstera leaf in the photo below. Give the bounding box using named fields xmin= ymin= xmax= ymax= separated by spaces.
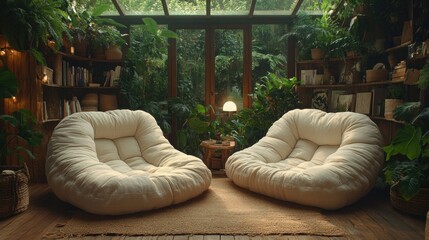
xmin=384 ymin=124 xmax=422 ymax=161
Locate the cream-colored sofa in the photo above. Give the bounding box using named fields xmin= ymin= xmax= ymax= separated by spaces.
xmin=46 ymin=110 xmax=211 ymax=215
xmin=225 ymin=109 xmax=384 ymax=210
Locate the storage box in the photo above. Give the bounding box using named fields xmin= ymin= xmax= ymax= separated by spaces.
xmin=366 ymin=69 xmax=388 ymax=82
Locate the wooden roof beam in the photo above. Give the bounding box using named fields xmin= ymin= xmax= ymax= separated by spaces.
xmin=291 ymin=0 xmax=304 ymax=16
xmin=249 ymin=0 xmax=256 ymax=16
xmin=112 ymin=0 xmax=125 ymax=16
xmin=161 ymin=0 xmax=169 ymax=16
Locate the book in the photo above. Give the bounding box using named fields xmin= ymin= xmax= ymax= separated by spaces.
xmin=355 ymin=92 xmax=372 ymax=114
xmin=301 ymin=69 xmax=317 ymax=85
xmin=329 ymin=90 xmax=347 ymax=112
xmin=337 ymin=94 xmax=355 ymax=112
xmin=43 ymin=101 xmax=48 ymax=121
xmin=371 ymin=88 xmax=387 ymax=116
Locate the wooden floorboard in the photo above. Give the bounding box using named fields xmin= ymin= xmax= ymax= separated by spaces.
xmin=0 ymin=182 xmax=426 ymax=240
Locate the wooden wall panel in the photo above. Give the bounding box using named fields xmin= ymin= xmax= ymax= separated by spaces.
xmin=2 ymin=46 xmax=48 ymax=183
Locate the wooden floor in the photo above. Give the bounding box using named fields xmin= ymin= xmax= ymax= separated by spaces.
xmin=0 ymin=179 xmax=427 ymax=240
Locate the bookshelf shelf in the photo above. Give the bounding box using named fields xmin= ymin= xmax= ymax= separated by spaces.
xmin=297 ymin=79 xmax=405 ymax=89
xmin=42 ymin=52 xmax=123 ymax=123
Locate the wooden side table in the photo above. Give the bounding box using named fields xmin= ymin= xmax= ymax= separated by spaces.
xmin=200 ymin=140 xmax=236 ymax=169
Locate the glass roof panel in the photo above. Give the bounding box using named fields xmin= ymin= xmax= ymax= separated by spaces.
xmin=75 ymin=0 xmax=120 ymax=15
xmin=253 ymin=0 xmax=295 ymax=15
xmin=118 ymin=0 xmax=165 ymax=16
xmin=211 ymin=0 xmax=251 ymax=16
xmin=168 ymin=0 xmax=206 ymax=15
xmin=297 ymin=0 xmax=325 ymax=15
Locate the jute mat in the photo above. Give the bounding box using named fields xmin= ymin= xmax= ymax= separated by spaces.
xmin=53 ymin=178 xmax=344 ymax=237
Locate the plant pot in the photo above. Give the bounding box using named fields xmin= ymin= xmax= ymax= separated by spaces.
xmin=311 ymin=48 xmax=325 ymax=60
xmin=62 ymin=37 xmax=72 ymax=53
xmin=105 ymin=45 xmax=123 ymax=60
xmin=384 ymin=99 xmax=403 ymax=119
xmin=346 ymin=50 xmax=357 ymax=58
xmin=0 ymin=166 xmax=30 ymax=218
xmin=390 ymin=186 xmax=429 ymax=216
xmin=99 ymin=94 xmax=118 ymax=111
xmin=73 ymin=38 xmax=88 ymax=57
xmin=92 ymin=46 xmax=106 ymax=59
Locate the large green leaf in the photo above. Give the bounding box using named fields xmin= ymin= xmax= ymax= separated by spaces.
xmin=0 ymin=68 xmax=18 ymax=99
xmin=142 ymin=18 xmax=158 ymax=35
xmin=384 ymin=124 xmax=422 ymax=160
xmin=398 ymin=174 xmax=424 ymax=201
xmin=188 ymin=117 xmax=210 ymax=135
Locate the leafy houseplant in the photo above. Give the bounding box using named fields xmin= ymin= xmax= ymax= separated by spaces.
xmin=382 ymin=102 xmax=429 ymax=215
xmin=66 ymin=3 xmax=126 ymax=57
xmin=226 ymin=73 xmax=299 ymax=149
xmin=0 ymin=0 xmax=69 ymax=64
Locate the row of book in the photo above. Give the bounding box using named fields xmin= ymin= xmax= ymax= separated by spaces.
xmin=311 ymin=88 xmax=387 ymax=116
xmin=42 ymin=97 xmax=84 ymax=121
xmin=52 ymin=57 xmax=121 ymax=87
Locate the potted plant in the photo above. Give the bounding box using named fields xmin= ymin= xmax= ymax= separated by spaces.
xmin=0 ymin=0 xmax=70 ymax=64
xmin=91 ymin=25 xmax=126 ymax=59
xmin=281 ymin=13 xmax=335 ymax=60
xmin=66 ymin=3 xmax=126 ymax=57
xmin=0 ymin=68 xmax=43 ymax=218
xmin=383 ymin=102 xmax=429 ymax=216
xmin=384 ymin=84 xmax=405 ymax=119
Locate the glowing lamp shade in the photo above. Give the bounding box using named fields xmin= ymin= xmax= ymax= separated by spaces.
xmin=222 ymin=101 xmax=237 ymax=112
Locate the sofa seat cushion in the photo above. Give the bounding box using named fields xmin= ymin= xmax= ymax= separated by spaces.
xmin=46 ymin=110 xmax=211 ymax=215
xmin=225 ymin=109 xmax=384 ymax=210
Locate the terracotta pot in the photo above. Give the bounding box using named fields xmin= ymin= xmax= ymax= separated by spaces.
xmin=62 ymin=37 xmax=72 ymax=53
xmin=92 ymin=46 xmax=106 ymax=59
xmin=311 ymin=48 xmax=325 ymax=60
xmin=73 ymin=38 xmax=88 ymax=57
xmin=105 ymin=45 xmax=123 ymax=60
xmin=99 ymin=94 xmax=118 ymax=111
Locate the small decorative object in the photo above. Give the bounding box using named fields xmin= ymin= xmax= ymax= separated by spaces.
xmin=366 ymin=63 xmax=387 ymax=82
xmin=311 ymin=89 xmax=328 ymax=111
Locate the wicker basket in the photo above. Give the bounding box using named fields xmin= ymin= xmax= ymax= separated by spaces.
xmin=0 ymin=166 xmax=30 ymax=218
xmin=390 ymin=187 xmax=429 ymax=216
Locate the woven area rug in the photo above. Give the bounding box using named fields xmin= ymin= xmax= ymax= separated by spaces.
xmin=52 ymin=178 xmax=344 ymax=237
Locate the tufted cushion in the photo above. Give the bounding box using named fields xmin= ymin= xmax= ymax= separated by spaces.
xmin=46 ymin=110 xmax=211 ymax=215
xmin=225 ymin=109 xmax=384 ymax=210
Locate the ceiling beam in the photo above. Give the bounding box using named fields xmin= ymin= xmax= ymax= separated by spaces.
xmin=330 ymin=0 xmax=346 ymax=17
xmin=291 ymin=0 xmax=304 ymax=16
xmin=249 ymin=0 xmax=256 ymax=16
xmin=161 ymin=0 xmax=169 ymax=16
xmin=108 ymin=15 xmax=296 ymax=26
xmin=206 ymin=0 xmax=211 ymax=16
xmin=111 ymin=0 xmax=125 ymax=16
